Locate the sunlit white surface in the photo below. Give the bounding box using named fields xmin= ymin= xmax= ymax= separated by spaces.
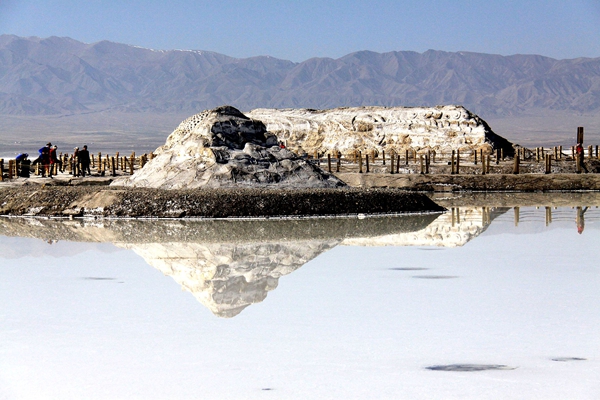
xmin=0 ymin=208 xmax=599 ymax=399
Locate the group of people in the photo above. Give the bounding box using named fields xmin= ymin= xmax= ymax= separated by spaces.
xmin=15 ymin=143 xmax=92 ymax=178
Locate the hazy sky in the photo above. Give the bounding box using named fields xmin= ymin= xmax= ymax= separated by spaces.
xmin=1 ymin=0 xmax=599 ymax=61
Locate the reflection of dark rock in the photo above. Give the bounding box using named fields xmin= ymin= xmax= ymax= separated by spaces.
xmin=0 ymin=214 xmax=440 ymax=243
xmin=426 ymin=364 xmax=516 ymax=372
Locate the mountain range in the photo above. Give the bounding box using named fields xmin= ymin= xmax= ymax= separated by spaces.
xmin=1 ymin=34 xmax=599 ymax=118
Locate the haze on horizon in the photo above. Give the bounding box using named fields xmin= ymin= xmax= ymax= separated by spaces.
xmin=1 ymin=0 xmax=599 ymax=62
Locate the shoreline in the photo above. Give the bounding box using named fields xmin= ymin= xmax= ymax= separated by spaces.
xmin=0 ymin=186 xmax=444 ymax=218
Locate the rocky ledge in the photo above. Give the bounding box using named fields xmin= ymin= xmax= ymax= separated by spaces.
xmin=0 ymin=187 xmax=444 ymax=218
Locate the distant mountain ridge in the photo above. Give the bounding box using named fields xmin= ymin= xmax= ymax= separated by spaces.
xmin=0 ymin=34 xmax=599 ymax=117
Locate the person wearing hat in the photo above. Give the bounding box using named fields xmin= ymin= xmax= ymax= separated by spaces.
xmin=39 ymin=142 xmax=51 ymax=177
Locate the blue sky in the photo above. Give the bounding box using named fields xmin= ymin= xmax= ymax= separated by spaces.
xmin=1 ymin=0 xmax=599 ymax=61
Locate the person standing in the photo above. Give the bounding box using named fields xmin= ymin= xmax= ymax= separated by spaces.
xmin=49 ymin=145 xmax=59 ymax=177
xmin=78 ymin=145 xmax=91 ymax=177
xmin=40 ymin=143 xmax=51 ymax=177
xmin=71 ymin=147 xmax=79 ymax=176
xmin=576 ymin=142 xmax=588 ymax=173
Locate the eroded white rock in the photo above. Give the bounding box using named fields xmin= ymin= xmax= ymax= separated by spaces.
xmin=247 ymin=105 xmax=512 ymax=157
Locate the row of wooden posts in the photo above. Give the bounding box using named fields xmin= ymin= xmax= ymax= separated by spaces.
xmin=314 ymin=144 xmax=597 ymax=175
xmin=0 ymin=152 xmax=154 ymax=181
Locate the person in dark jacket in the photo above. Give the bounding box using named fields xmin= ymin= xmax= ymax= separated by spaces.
xmin=40 ymin=143 xmax=51 ymax=177
xmin=78 ymin=145 xmax=91 ymax=177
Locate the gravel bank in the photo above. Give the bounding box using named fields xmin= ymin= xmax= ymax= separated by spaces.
xmin=0 ymin=186 xmax=444 ymax=218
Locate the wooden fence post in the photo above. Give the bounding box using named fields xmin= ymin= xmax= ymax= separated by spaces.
xmin=129 ymin=155 xmax=134 ymax=175
xmin=474 ymin=149 xmax=478 ymax=165
xmin=382 ymin=150 xmax=386 ymax=165
xmin=8 ymin=160 xmax=14 ymax=179
xmin=358 ymin=151 xmax=363 ymax=174
xmin=481 ymin=153 xmax=486 ymax=175
xmin=111 ymin=157 xmax=116 ymax=177
xmin=513 ymin=152 xmax=520 ymax=174
xmin=0 ymin=159 xmax=3 ymax=181
xmin=336 ymin=151 xmax=341 ymax=173
xmin=327 ymin=153 xmax=331 ymax=173
xmin=390 ymin=151 xmax=394 ymax=174
xmin=451 ymin=150 xmax=456 ymax=174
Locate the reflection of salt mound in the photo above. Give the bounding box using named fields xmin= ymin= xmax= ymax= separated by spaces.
xmin=342 ymin=207 xmax=509 ymax=247
xmin=124 ymin=240 xmax=338 ymax=318
xmin=112 ymin=105 xmax=344 ymax=189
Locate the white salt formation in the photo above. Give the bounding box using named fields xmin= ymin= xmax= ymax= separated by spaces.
xmin=247 ymin=105 xmax=512 ymax=156
xmin=113 ymin=106 xmax=344 ymax=189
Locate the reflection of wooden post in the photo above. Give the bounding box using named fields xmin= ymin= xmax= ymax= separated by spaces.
xmin=382 ymin=150 xmax=385 ymax=165
xmin=419 ymin=155 xmax=424 ymax=174
xmin=451 ymin=150 xmax=455 ymax=174
xmin=545 ymin=155 xmax=552 ymax=174
xmin=425 ymin=154 xmax=430 ymax=174
xmin=514 ymin=206 xmax=520 ymax=227
xmin=336 ymin=152 xmax=341 ymax=173
xmin=390 ymin=151 xmax=394 ymax=174
xmin=474 ymin=149 xmax=478 ymax=165
xmin=396 ymin=155 xmax=400 ymax=173
xmin=405 ymin=149 xmax=409 ymax=165
xmin=327 ymin=153 xmax=331 ymax=173
xmin=545 ymin=206 xmax=552 ymax=226
xmin=456 ymin=150 xmax=460 ymax=174
xmin=365 ymin=154 xmax=370 ymax=173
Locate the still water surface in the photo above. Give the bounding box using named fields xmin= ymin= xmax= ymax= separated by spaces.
xmin=0 ymin=202 xmax=599 ymax=399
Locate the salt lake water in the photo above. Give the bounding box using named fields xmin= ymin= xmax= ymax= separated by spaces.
xmin=0 ymin=198 xmax=599 ymax=399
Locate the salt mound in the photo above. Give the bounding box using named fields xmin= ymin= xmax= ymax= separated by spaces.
xmin=112 ymin=105 xmax=344 ymax=189
xmin=247 ymin=105 xmax=513 ymax=157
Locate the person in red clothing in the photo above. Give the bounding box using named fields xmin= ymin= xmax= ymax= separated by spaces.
xmin=576 ymin=143 xmax=588 ymax=173
xmin=49 ymin=145 xmax=60 ymax=177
